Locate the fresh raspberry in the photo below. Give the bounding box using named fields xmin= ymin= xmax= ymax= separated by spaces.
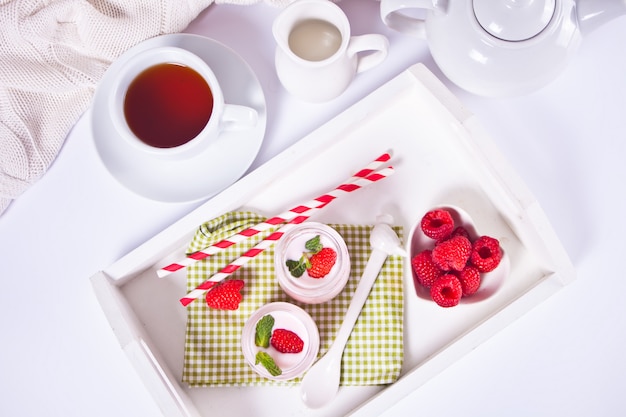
xmin=411 ymin=250 xmax=443 ymax=288
xmin=205 ymin=279 xmax=244 ymax=310
xmin=457 ymin=265 xmax=481 ymax=296
xmin=271 ymin=329 xmax=304 ymax=353
xmin=420 ymin=209 xmax=455 ymax=240
xmin=308 ymin=247 xmax=337 ymax=278
xmin=470 ymin=235 xmax=502 ymax=272
xmin=451 ymin=226 xmax=470 ymax=240
xmin=430 ymin=274 xmax=463 ymax=307
xmin=431 ymin=235 xmax=472 ymax=271
xmin=437 ymin=226 xmax=470 ymax=244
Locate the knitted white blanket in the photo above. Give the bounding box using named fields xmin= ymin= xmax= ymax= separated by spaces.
xmin=0 ymin=0 xmax=286 ymax=216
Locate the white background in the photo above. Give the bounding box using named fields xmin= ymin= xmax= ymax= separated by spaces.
xmin=1 ymin=1 xmax=625 ymax=416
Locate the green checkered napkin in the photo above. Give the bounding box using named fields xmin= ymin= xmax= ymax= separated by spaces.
xmin=181 ymin=211 xmax=404 ymax=387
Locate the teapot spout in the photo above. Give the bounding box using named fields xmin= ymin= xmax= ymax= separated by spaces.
xmin=577 ymin=0 xmax=626 ymax=34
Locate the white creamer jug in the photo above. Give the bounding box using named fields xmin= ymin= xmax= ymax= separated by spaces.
xmin=274 ymin=0 xmax=389 ymax=102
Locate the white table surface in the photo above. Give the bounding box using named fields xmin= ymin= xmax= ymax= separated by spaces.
xmin=1 ymin=2 xmax=625 ymax=416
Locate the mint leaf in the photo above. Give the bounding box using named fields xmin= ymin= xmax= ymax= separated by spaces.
xmin=255 ymin=314 xmax=275 ymax=348
xmin=305 ymin=235 xmax=323 ymax=253
xmin=286 ymin=258 xmax=307 ymax=277
xmin=285 ymin=236 xmax=323 ymax=278
xmin=255 ymin=351 xmax=282 ymax=376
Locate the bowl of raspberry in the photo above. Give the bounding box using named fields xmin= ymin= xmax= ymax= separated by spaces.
xmin=408 ymin=205 xmax=510 ymax=307
xmin=241 ymin=302 xmax=320 ymax=381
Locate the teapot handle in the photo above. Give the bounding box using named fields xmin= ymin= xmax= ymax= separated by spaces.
xmin=577 ymin=0 xmax=626 ymax=34
xmin=380 ymin=0 xmax=446 ymax=38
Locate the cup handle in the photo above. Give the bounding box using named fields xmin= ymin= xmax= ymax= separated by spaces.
xmin=380 ymin=0 xmax=441 ymax=38
xmin=220 ymin=104 xmax=258 ymax=132
xmin=347 ymin=34 xmax=389 ymax=74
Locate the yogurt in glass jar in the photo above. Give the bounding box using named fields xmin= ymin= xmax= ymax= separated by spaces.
xmin=241 ymin=302 xmax=319 ymax=381
xmin=274 ymin=222 xmax=351 ymax=304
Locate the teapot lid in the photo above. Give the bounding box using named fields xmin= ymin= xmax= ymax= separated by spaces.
xmin=473 ymin=0 xmax=556 ymax=41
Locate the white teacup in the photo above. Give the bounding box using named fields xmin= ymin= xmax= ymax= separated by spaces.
xmin=110 ymin=46 xmax=258 ymax=160
xmin=273 ymin=0 xmax=389 ymax=102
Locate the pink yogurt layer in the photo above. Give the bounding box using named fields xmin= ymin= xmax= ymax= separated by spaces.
xmin=257 ymin=309 xmax=309 ymax=370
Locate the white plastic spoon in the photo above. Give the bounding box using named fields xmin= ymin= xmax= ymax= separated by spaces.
xmin=300 ymin=214 xmax=407 ymax=408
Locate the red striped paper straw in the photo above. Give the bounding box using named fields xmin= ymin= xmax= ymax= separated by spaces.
xmin=179 ymin=166 xmax=394 ymax=307
xmin=157 ymin=152 xmax=391 ymax=278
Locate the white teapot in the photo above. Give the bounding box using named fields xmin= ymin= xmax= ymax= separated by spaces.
xmin=381 ymin=0 xmax=626 ymax=97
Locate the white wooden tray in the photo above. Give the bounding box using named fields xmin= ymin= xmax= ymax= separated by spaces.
xmin=90 ymin=63 xmax=575 ymax=417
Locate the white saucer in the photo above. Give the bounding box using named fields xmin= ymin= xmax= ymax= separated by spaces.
xmin=91 ymin=34 xmax=267 ymax=203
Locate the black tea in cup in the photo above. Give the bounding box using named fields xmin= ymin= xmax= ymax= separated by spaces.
xmin=123 ymin=63 xmax=214 ymax=148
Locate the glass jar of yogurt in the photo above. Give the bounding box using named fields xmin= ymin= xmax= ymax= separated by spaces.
xmin=274 ymin=222 xmax=351 ymax=304
xmin=241 ymin=302 xmax=319 ymax=381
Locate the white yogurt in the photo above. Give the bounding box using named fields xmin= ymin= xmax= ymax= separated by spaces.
xmin=241 ymin=302 xmax=319 ymax=381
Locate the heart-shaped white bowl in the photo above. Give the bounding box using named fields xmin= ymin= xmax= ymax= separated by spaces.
xmin=406 ymin=205 xmax=510 ymax=304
